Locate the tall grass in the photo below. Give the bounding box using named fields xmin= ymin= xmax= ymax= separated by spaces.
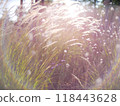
xmin=0 ymin=0 xmax=120 ymax=89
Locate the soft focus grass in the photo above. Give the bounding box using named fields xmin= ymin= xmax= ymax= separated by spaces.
xmin=0 ymin=1 xmax=120 ymax=90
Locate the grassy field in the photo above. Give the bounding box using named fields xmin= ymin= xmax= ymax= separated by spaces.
xmin=0 ymin=1 xmax=120 ymax=90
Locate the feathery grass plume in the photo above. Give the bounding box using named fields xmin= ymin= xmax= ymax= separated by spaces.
xmin=1 ymin=0 xmax=120 ymax=89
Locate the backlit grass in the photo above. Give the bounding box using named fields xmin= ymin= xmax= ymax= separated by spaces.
xmin=0 ymin=1 xmax=120 ymax=90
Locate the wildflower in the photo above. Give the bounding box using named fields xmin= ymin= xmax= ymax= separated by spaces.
xmin=103 ymin=42 xmax=106 ymax=46
xmin=96 ymin=78 xmax=102 ymax=86
xmin=66 ymin=63 xmax=70 ymax=68
xmin=96 ymin=51 xmax=99 ymax=54
xmin=64 ymin=50 xmax=67 ymax=53
xmin=94 ymin=43 xmax=97 ymax=46
xmin=86 ymin=38 xmax=91 ymax=41
xmin=101 ymin=10 xmax=105 ymax=15
xmin=110 ymin=35 xmax=113 ymax=38
xmin=110 ymin=7 xmax=114 ymax=11
xmin=115 ymin=16 xmax=119 ymax=20
xmin=109 ymin=52 xmax=112 ymax=54
xmin=61 ymin=60 xmax=66 ymax=62
xmin=42 ymin=19 xmax=45 ymax=22
xmin=100 ymin=59 xmax=103 ymax=64
xmin=85 ymin=52 xmax=89 ymax=57
xmin=51 ymin=64 xmax=59 ymax=69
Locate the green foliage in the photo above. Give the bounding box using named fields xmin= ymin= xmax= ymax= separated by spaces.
xmin=112 ymin=0 xmax=120 ymax=5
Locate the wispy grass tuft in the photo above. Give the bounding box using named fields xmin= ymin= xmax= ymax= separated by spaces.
xmin=0 ymin=1 xmax=120 ymax=89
